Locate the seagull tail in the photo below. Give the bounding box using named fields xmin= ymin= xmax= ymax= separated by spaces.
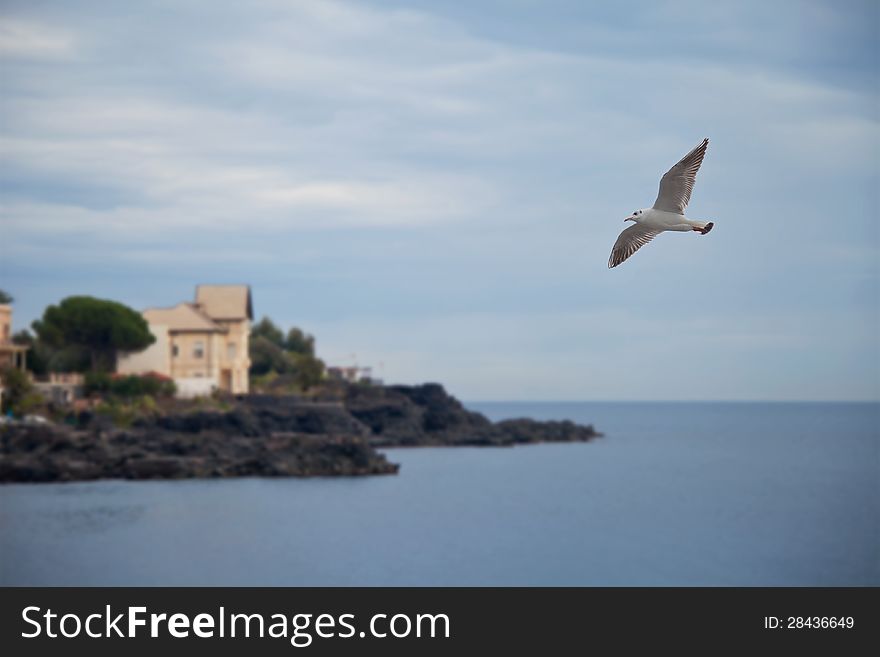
xmin=689 ymin=220 xmax=714 ymax=235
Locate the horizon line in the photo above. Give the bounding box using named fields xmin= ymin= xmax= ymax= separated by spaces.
xmin=463 ymin=399 xmax=880 ymax=404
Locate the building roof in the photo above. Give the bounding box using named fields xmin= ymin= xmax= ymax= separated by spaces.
xmin=143 ymin=303 xmax=223 ymax=333
xmin=195 ymin=285 xmax=253 ymax=321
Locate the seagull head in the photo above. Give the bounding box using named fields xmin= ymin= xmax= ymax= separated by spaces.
xmin=625 ymin=209 xmax=644 ymax=222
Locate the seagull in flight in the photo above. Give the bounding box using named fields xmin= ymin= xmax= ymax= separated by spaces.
xmin=608 ymin=138 xmax=714 ymax=268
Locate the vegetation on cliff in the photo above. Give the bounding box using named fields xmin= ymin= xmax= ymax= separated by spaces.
xmin=249 ymin=317 xmax=325 ymax=392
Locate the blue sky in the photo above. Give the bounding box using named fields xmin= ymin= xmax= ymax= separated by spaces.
xmin=1 ymin=0 xmax=877 ymax=400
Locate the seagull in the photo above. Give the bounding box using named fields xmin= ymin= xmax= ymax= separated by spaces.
xmin=608 ymin=138 xmax=714 ymax=268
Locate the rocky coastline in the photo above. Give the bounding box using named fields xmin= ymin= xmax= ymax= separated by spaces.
xmin=0 ymin=383 xmax=601 ymax=483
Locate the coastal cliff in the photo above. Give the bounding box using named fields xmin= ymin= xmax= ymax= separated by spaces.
xmin=344 ymin=383 xmax=600 ymax=447
xmin=0 ymin=426 xmax=397 ymax=482
xmin=0 ymin=383 xmax=601 ymax=483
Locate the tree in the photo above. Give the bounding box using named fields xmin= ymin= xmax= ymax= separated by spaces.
xmin=249 ymin=318 xmax=325 ymax=391
xmin=284 ymin=327 xmax=315 ymax=356
xmin=251 ymin=317 xmax=285 ymax=348
xmin=12 ymin=329 xmax=90 ymax=375
xmin=249 ymin=335 xmax=291 ymax=376
xmin=0 ymin=289 xmax=12 ymax=304
xmin=288 ymin=352 xmax=325 ymax=390
xmin=32 ymin=296 xmax=155 ymax=372
xmin=12 ymin=330 xmax=48 ymax=376
xmin=0 ymin=366 xmax=42 ymax=415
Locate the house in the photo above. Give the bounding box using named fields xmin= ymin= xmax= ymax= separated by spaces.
xmin=0 ymin=304 xmax=28 ymax=371
xmin=33 ymin=372 xmax=84 ymax=405
xmin=117 ymin=285 xmax=253 ymax=397
xmin=0 ymin=303 xmax=29 ymax=408
xmin=327 ymin=365 xmax=376 ymax=384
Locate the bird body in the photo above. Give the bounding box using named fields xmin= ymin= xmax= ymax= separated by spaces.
xmin=608 ymin=138 xmax=714 ymax=268
xmin=627 ymin=207 xmax=710 ymax=233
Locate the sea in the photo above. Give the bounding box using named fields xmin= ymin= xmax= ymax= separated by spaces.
xmin=0 ymin=402 xmax=877 ymax=586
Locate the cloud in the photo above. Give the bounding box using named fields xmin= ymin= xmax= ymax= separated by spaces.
xmin=2 ymin=2 xmax=874 ymax=243
xmin=0 ymin=18 xmax=76 ymax=58
xmin=2 ymin=1 xmax=875 ymax=238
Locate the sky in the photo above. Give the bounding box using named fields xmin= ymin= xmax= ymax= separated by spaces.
xmin=1 ymin=0 xmax=878 ymax=401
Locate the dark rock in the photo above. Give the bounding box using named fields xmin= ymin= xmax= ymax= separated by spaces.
xmin=137 ymin=401 xmax=368 ymax=439
xmin=344 ymin=382 xmax=598 ymax=448
xmin=495 ymin=418 xmax=600 ymax=444
xmin=0 ymin=381 xmax=598 ymax=484
xmin=123 ymin=456 xmax=193 ymax=479
xmin=147 ymin=409 xmax=261 ymax=437
xmin=0 ymin=422 xmax=397 ymax=484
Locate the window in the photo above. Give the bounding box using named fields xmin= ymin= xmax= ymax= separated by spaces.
xmin=193 ymin=341 xmax=204 ymax=359
xmin=227 ymin=343 xmax=236 ymax=360
xmin=172 ymin=344 xmax=179 ymax=357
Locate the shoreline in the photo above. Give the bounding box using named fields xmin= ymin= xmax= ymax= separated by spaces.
xmin=0 ymin=382 xmax=601 ymax=484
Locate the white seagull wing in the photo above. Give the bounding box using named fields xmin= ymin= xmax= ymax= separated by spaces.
xmin=608 ymin=224 xmax=663 ymax=268
xmin=652 ymin=138 xmax=708 ymax=214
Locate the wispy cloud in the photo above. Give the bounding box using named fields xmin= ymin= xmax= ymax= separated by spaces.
xmin=0 ymin=18 xmax=77 ymax=58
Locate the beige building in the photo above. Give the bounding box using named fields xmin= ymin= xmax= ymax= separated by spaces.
xmin=0 ymin=303 xmax=29 ymax=408
xmin=118 ymin=285 xmax=253 ymax=397
xmin=0 ymin=304 xmax=28 ymax=371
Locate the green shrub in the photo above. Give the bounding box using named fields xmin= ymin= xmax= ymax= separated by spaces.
xmin=16 ymin=391 xmax=45 ymax=416
xmin=135 ymin=394 xmax=158 ymax=414
xmin=84 ymin=371 xmax=113 ymax=395
xmin=94 ymin=400 xmax=136 ymax=428
xmin=85 ymin=373 xmax=175 ymax=399
xmin=0 ymin=366 xmax=44 ymax=416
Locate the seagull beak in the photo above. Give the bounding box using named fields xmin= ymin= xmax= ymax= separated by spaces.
xmin=624 ymin=217 xmax=634 ymax=222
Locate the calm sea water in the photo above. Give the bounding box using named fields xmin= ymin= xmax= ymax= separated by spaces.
xmin=0 ymin=402 xmax=877 ymax=586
